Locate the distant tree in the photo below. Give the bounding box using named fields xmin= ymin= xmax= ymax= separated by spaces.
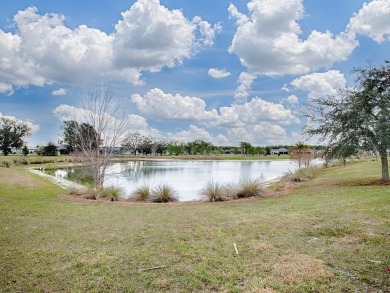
xmin=122 ymin=132 xmax=143 ymax=155
xmin=139 ymin=137 xmax=153 ymax=155
xmin=62 ymin=120 xmax=79 ymax=153
xmin=186 ymin=140 xmax=214 ymax=155
xmin=264 ymin=146 xmax=271 ymax=156
xmin=43 ymin=142 xmax=58 ymax=156
xmin=22 ymin=145 xmax=29 ymax=156
xmin=62 ymin=120 xmax=100 ymax=153
xmin=240 ymin=141 xmax=252 ymax=156
xmin=289 ymin=142 xmax=314 ymax=168
xmin=322 ymin=144 xmax=357 ymax=166
xmin=304 ymin=61 xmax=390 ymax=181
xmin=0 ymin=117 xmax=31 ymax=156
xmin=151 ymin=138 xmax=167 ymax=156
xmin=167 ymin=141 xmax=185 ymax=156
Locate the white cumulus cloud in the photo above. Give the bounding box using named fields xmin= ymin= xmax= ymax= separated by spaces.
xmin=131 ymin=88 xmax=218 ymax=121
xmin=53 ymin=104 xmax=159 ymax=138
xmin=285 ymin=95 xmax=299 ymax=105
xmin=167 ymin=124 xmax=229 ymax=145
xmin=52 ymin=88 xmax=67 ymax=96
xmin=347 ymin=0 xmax=390 ymax=43
xmin=216 ymin=97 xmax=300 ymax=128
xmin=0 ymin=1 xmax=219 ymax=94
xmin=208 ymin=68 xmax=231 ymax=79
xmin=226 ymin=123 xmax=288 ymax=146
xmin=290 ymin=70 xmax=347 ymax=101
xmin=228 ymin=0 xmax=358 ymax=76
xmin=234 ymin=72 xmax=256 ymax=104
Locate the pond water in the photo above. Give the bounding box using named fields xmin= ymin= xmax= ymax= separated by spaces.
xmin=52 ymin=159 xmax=299 ymax=201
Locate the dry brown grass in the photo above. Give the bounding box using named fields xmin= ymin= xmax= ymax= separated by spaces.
xmin=249 ymin=241 xmax=272 ymax=253
xmin=271 ymin=253 xmax=333 ymax=285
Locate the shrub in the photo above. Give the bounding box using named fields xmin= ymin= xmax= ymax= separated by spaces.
xmin=199 ymin=181 xmax=227 ymax=202
xmin=22 ymin=145 xmax=29 ymax=156
xmin=282 ymin=165 xmax=322 ymax=183
xmin=130 ymin=186 xmax=151 ymax=202
xmin=1 ymin=160 xmax=12 ymax=168
xmin=150 ymin=184 xmax=179 ymax=203
xmin=81 ymin=189 xmax=99 ymax=200
xmin=67 ymin=187 xmax=82 ymax=196
xmin=237 ymin=177 xmax=266 ymax=198
xmin=99 ymin=186 xmax=123 ymax=201
xmin=20 ymin=158 xmax=29 ymax=165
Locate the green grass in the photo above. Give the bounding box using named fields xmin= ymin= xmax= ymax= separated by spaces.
xmin=0 ymin=160 xmax=389 ymax=292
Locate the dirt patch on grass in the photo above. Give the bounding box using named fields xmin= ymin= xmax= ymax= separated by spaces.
xmin=249 ymin=241 xmax=272 ymax=253
xmin=359 ymin=179 xmax=390 ymax=186
xmin=271 ymin=253 xmax=332 ymax=285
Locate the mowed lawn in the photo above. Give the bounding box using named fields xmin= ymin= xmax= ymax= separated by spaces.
xmin=0 ymin=160 xmax=389 ymax=292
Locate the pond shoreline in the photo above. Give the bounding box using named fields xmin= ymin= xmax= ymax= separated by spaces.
xmin=29 ymin=161 xmax=285 ymax=203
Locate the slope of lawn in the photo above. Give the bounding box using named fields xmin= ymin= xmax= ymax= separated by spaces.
xmin=0 ymin=160 xmax=389 ymax=292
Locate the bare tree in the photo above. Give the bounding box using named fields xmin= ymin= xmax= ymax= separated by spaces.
xmin=78 ymin=85 xmax=129 ymax=189
xmin=122 ymin=132 xmax=143 ymax=155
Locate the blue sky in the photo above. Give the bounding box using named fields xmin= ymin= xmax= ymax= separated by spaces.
xmin=1 ymin=0 xmax=389 ymax=147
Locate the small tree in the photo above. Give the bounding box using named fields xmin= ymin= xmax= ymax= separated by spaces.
xmin=43 ymin=142 xmax=58 ymax=156
xmin=289 ymin=142 xmax=314 ymax=168
xmin=0 ymin=117 xmax=31 ymax=156
xmin=62 ymin=120 xmax=79 ymax=153
xmin=304 ymin=61 xmax=390 ymax=181
xmin=22 ymin=145 xmax=29 ymax=156
xmin=77 ymin=85 xmax=129 ymax=189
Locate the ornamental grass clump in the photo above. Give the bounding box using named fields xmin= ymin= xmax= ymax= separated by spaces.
xmin=199 ymin=180 xmax=227 ymax=202
xmin=150 ymin=184 xmax=179 ymax=203
xmin=99 ymin=186 xmax=123 ymax=201
xmin=78 ymin=186 xmax=122 ymax=201
xmin=130 ymin=186 xmax=151 ymax=202
xmin=1 ymin=160 xmax=12 ymax=168
xmin=236 ymin=177 xmax=266 ymax=198
xmin=282 ymin=165 xmax=322 ymax=183
xmin=81 ymin=188 xmax=99 ymax=200
xmin=222 ymin=182 xmax=240 ymax=200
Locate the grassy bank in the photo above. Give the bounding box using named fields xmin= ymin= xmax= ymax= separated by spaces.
xmin=0 ymin=160 xmax=389 ymax=292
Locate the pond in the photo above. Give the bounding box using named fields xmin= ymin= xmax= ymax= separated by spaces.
xmin=51 ymin=159 xmax=299 ymax=201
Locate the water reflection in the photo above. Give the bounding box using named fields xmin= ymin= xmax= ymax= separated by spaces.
xmin=50 ymin=160 xmax=298 ymax=201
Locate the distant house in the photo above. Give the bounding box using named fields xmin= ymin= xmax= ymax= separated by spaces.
xmin=271 ymin=148 xmax=289 ymax=155
xmin=57 ymin=144 xmax=70 ymax=155
xmin=224 ymin=148 xmax=234 ymax=154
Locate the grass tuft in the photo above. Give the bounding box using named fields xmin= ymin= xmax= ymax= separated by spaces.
xmin=282 ymin=165 xmax=322 ymax=182
xmin=130 ymin=186 xmax=151 ymax=202
xmin=99 ymin=186 xmax=123 ymax=201
xmin=150 ymin=184 xmax=179 ymax=203
xmin=199 ymin=180 xmax=227 ymax=202
xmin=222 ymin=182 xmax=240 ymax=200
xmin=236 ymin=177 xmax=266 ymax=198
xmin=1 ymin=160 xmax=12 ymax=168
xmin=80 ymin=188 xmax=99 ymax=200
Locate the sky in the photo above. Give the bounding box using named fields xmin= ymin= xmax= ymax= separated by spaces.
xmin=1 ymin=0 xmax=389 ymax=147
